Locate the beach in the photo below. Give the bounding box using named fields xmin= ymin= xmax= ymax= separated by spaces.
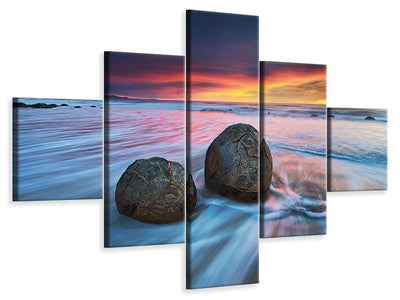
xmin=13 ymin=98 xmax=103 ymax=201
xmin=187 ymin=101 xmax=259 ymax=288
xmin=104 ymin=97 xmax=185 ymax=247
xmin=328 ymin=108 xmax=387 ymax=191
xmin=261 ymin=104 xmax=327 ymax=237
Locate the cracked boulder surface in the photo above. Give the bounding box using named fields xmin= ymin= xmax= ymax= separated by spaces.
xmin=115 ymin=157 xmax=193 ymax=224
xmin=260 ymin=137 xmax=273 ymax=201
xmin=204 ymin=123 xmax=273 ymax=203
xmin=186 ymin=174 xmax=197 ymax=214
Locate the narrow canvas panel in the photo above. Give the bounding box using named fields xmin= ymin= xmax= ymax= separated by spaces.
xmin=104 ymin=52 xmax=185 ymax=247
xmin=260 ymin=62 xmax=327 ymax=238
xmin=12 ymin=98 xmax=103 ymax=201
xmin=327 ymin=108 xmax=387 ymax=191
xmin=186 ymin=10 xmax=259 ymax=289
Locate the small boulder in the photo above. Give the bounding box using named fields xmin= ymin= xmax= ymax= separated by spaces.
xmin=48 ymin=104 xmax=58 ymax=108
xmin=115 ymin=157 xmax=188 ymax=224
xmin=60 ymin=103 xmax=68 ymax=106
xmin=311 ymin=114 xmax=318 ymax=117
xmin=74 ymin=106 xmax=81 ymax=108
xmin=90 ymin=105 xmax=96 ymax=107
xmin=364 ymin=116 xmax=375 ymax=120
xmin=204 ymin=123 xmax=273 ymax=203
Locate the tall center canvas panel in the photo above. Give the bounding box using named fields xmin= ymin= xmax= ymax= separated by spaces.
xmin=186 ymin=10 xmax=259 ymax=289
xmin=260 ymin=61 xmax=327 ymax=238
xmin=104 ymin=52 xmax=185 ymax=247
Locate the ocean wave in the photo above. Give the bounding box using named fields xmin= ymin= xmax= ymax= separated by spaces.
xmin=272 ymin=144 xmax=326 ymax=157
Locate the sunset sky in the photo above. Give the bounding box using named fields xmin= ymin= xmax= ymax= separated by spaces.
xmin=187 ymin=10 xmax=259 ymax=103
xmin=261 ymin=62 xmax=326 ymax=105
xmin=105 ymin=52 xmax=184 ymax=101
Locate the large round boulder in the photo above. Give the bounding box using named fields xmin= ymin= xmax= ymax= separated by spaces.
xmin=115 ymin=157 xmax=195 ymax=224
xmin=204 ymin=123 xmax=273 ymax=203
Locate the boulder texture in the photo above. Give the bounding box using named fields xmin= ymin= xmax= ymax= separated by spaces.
xmin=186 ymin=174 xmax=197 ymax=214
xmin=204 ymin=123 xmax=273 ymax=203
xmin=364 ymin=116 xmax=375 ymax=120
xmin=260 ymin=137 xmax=273 ymax=201
xmin=115 ymin=157 xmax=195 ymax=224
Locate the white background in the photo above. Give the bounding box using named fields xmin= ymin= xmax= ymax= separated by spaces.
xmin=1 ymin=0 xmax=399 ymax=299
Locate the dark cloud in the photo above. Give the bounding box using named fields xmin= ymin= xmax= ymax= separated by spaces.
xmin=187 ymin=10 xmax=259 ymax=80
xmin=105 ymin=52 xmax=184 ymax=99
xmin=262 ymin=61 xmax=326 ymax=78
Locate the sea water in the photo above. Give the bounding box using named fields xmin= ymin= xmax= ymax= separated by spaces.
xmin=187 ymin=101 xmax=259 ymax=288
xmin=13 ymin=98 xmax=103 ymax=201
xmin=104 ymin=97 xmax=185 ymax=247
xmin=261 ymin=104 xmax=327 ymax=238
xmin=327 ymin=108 xmax=387 ymax=191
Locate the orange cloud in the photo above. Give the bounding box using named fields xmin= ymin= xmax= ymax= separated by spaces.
xmin=262 ymin=62 xmax=326 ymax=105
xmin=188 ymin=72 xmax=259 ymax=103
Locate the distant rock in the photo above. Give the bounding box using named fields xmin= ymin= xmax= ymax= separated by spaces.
xmin=364 ymin=116 xmax=375 ymax=120
xmin=328 ymin=114 xmax=335 ymax=118
xmin=31 ymin=103 xmax=53 ymax=108
xmin=60 ymin=103 xmax=68 ymax=106
xmin=90 ymin=105 xmax=96 ymax=107
xmin=74 ymin=106 xmax=81 ymax=108
xmin=48 ymin=104 xmax=58 ymax=108
xmin=311 ymin=114 xmax=318 ymax=117
xmin=267 ymin=112 xmax=271 ymax=115
xmin=13 ymin=102 xmax=28 ymax=107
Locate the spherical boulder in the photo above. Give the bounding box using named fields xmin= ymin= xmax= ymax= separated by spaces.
xmin=204 ymin=123 xmax=273 ymax=203
xmin=115 ymin=157 xmax=194 ymax=224
xmin=365 ymin=116 xmax=375 ymax=120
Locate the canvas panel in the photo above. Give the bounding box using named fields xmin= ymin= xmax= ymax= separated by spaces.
xmin=260 ymin=62 xmax=327 ymax=238
xmin=104 ymin=52 xmax=185 ymax=247
xmin=12 ymin=98 xmax=103 ymax=201
xmin=327 ymin=108 xmax=387 ymax=191
xmin=186 ymin=10 xmax=259 ymax=289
